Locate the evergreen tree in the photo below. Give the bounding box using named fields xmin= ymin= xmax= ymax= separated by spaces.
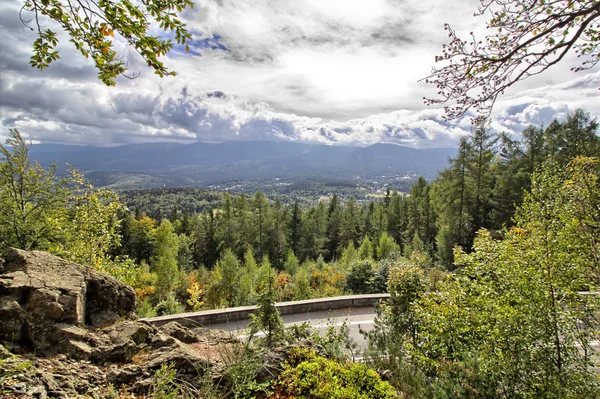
xmin=288 ymin=201 xmax=303 ymax=256
xmin=358 ymin=236 xmax=374 ymax=260
xmin=363 ymin=201 xmax=376 ymax=240
xmin=191 ymin=209 xmax=218 ymax=268
xmin=467 ymin=121 xmax=498 ymax=231
xmin=376 ymin=232 xmax=398 ymax=260
xmin=234 ymin=194 xmax=252 ymax=258
xmin=431 ymin=137 xmax=474 ymax=259
xmin=326 ymin=194 xmax=343 ymax=260
xmin=218 ymin=193 xmax=236 ymax=251
xmin=268 ymin=199 xmax=286 ymax=269
xmin=283 ymin=250 xmax=300 ymax=275
xmin=250 ymin=259 xmax=284 ymax=346
xmin=386 ymin=191 xmax=406 ymax=249
xmin=236 ymin=248 xmax=258 ymax=306
xmin=253 ymin=191 xmax=270 ymax=259
xmin=340 ymin=196 xmax=361 ymax=249
xmin=407 ymin=177 xmax=434 ymax=251
xmin=205 ymin=248 xmax=240 ymax=308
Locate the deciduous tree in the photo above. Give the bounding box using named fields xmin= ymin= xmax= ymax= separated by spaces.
xmin=0 ymin=129 xmax=67 ymax=251
xmin=424 ymin=0 xmax=600 ymax=119
xmin=22 ymin=0 xmax=194 ymax=85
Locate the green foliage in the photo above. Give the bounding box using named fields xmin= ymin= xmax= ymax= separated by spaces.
xmin=370 ymin=261 xmax=390 ymax=294
xmin=369 ymin=157 xmax=600 ymax=398
xmin=120 ymin=188 xmax=223 ymax=218
xmin=56 ymin=168 xmax=125 ymax=267
xmin=345 ymin=259 xmax=375 ymax=294
xmin=23 ymin=0 xmax=194 ymax=85
xmin=152 ymin=220 xmax=180 ymax=299
xmin=291 ymin=265 xmax=312 ymax=300
xmin=136 ymin=298 xmax=157 ymax=318
xmin=97 ymin=256 xmax=141 ymax=287
xmin=358 ymin=235 xmax=374 ymax=260
xmin=154 ymin=292 xmax=185 ymax=316
xmin=0 ymin=129 xmax=138 ymax=286
xmin=249 ymin=262 xmax=284 ymax=347
xmin=283 ymin=250 xmax=299 ymax=275
xmin=0 ymin=129 xmax=67 ymax=251
xmin=272 ymin=348 xmax=397 ymax=399
xmin=339 ymin=241 xmax=359 ymax=269
xmin=313 ymin=320 xmax=359 ymax=362
xmin=376 ymin=232 xmax=399 ymax=260
xmin=219 ymin=342 xmax=270 ymax=399
xmin=150 ymin=362 xmax=180 ymax=399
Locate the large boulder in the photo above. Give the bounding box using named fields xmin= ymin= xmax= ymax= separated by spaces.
xmin=0 ymin=248 xmax=136 ymax=353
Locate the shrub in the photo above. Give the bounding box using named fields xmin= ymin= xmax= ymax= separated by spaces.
xmin=345 ymin=260 xmax=375 ymax=294
xmin=271 ymin=348 xmax=397 ymax=399
xmin=154 ymin=293 xmax=185 ymax=316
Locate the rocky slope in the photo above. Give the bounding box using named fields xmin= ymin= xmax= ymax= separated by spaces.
xmin=0 ymin=248 xmax=247 ymax=398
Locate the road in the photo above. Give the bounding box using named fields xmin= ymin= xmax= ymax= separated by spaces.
xmin=204 ymin=306 xmax=378 ymax=349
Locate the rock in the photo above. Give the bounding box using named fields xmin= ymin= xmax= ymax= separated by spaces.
xmin=0 ymin=248 xmax=136 ymax=353
xmin=0 ymin=296 xmax=25 ymax=341
xmin=106 ymin=364 xmax=145 ymax=385
xmin=96 ymin=321 xmax=156 ymax=363
xmin=159 ymin=322 xmax=200 ymax=344
xmin=191 ymin=327 xmax=240 ymax=344
xmin=377 ymin=368 xmax=393 ymax=381
xmin=0 ymin=250 xmax=239 ymax=397
xmin=146 ymin=340 xmax=210 ymax=374
xmin=85 ymin=271 xmax=137 ymax=327
xmin=26 ymin=385 xmax=47 ymax=398
xmin=256 ymin=347 xmax=287 ymax=382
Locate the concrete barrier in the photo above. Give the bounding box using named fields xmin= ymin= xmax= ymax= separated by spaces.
xmin=143 ymin=293 xmax=390 ymax=328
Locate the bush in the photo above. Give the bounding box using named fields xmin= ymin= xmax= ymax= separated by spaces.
xmin=271 ymin=348 xmax=396 ymax=399
xmin=154 ymin=293 xmax=185 ymax=316
xmin=345 ymin=260 xmax=375 ymax=294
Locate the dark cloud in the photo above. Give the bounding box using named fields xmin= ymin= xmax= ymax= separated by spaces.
xmin=0 ymin=0 xmax=597 ymax=150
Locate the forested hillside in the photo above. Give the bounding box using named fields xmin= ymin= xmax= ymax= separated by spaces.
xmin=1 ymin=109 xmax=599 ymax=398
xmin=25 ymin=140 xmax=456 ymax=189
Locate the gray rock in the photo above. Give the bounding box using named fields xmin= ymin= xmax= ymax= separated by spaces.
xmin=0 ymin=296 xmax=25 ymax=341
xmin=147 ymin=340 xmax=210 ymax=374
xmin=106 ymin=364 xmax=144 ymax=385
xmin=159 ymin=321 xmax=200 ymax=344
xmin=0 ymin=248 xmax=136 ymax=353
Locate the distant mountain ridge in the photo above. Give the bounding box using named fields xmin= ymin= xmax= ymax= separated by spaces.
xmin=27 ymin=140 xmax=457 ymax=188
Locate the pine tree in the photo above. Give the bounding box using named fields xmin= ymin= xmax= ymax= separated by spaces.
xmin=467 ymin=121 xmax=498 ymax=231
xmin=253 ymin=191 xmax=270 ymax=260
xmin=250 ymin=259 xmax=284 ymax=347
xmin=288 ymin=201 xmax=303 ymax=256
xmin=268 ymin=199 xmax=286 ymax=269
xmin=340 ymin=196 xmax=361 ymax=249
xmin=235 ymin=194 xmax=252 ymax=257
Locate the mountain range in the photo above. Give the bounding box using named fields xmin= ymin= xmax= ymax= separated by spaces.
xmin=27 ymin=140 xmax=457 ymax=188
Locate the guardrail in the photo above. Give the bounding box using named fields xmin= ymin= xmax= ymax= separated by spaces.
xmin=143 ymin=293 xmax=391 ymax=328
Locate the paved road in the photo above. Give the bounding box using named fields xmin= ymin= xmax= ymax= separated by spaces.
xmin=205 ymin=306 xmax=377 ymax=349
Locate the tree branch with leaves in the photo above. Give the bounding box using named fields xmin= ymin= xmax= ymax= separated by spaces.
xmin=21 ymin=0 xmax=193 ymax=85
xmin=423 ymin=0 xmax=600 ymax=119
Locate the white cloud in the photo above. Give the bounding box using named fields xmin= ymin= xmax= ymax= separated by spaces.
xmin=0 ymin=0 xmax=598 ymax=147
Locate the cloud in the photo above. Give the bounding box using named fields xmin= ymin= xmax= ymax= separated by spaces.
xmin=0 ymin=0 xmax=598 ymax=147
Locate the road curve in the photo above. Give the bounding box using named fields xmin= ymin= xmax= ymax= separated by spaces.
xmin=143 ymin=294 xmax=390 ymax=349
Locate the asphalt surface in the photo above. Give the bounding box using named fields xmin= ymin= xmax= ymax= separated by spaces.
xmin=205 ymin=306 xmax=377 ymax=349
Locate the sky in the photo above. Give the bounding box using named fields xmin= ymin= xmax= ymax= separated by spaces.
xmin=0 ymin=0 xmax=598 ymax=148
